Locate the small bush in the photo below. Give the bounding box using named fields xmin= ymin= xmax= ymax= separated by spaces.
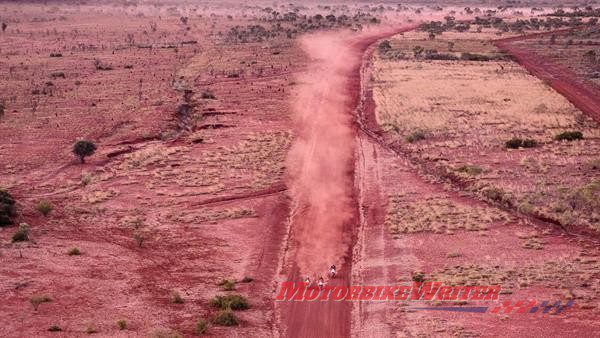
xmin=51 ymin=72 xmax=65 ymax=79
xmin=12 ymin=223 xmax=30 ymax=243
xmin=36 ymin=200 xmax=53 ymax=216
xmin=555 ymin=131 xmax=583 ymax=141
xmin=171 ymin=290 xmax=184 ymax=304
xmin=210 ymin=294 xmax=249 ymax=310
xmin=218 ymin=279 xmax=235 ymax=291
xmin=48 ymin=325 xmax=62 ymax=332
xmin=117 ymin=319 xmax=127 ymax=330
xmin=85 ymin=325 xmax=98 ymax=334
xmin=195 ymin=319 xmax=208 ymax=334
xmin=406 ymin=130 xmax=426 ymax=143
xmin=94 ymin=59 xmax=113 ymax=71
xmin=201 ymin=91 xmax=216 ymax=99
xmin=505 ymin=138 xmax=537 ymax=149
xmin=68 ymin=247 xmax=81 ymax=256
xmin=0 ymin=102 xmax=5 ymax=117
xmin=73 ymin=140 xmax=97 ymax=163
xmin=49 ymin=53 xmax=63 ymax=57
xmin=412 ymin=271 xmax=425 ymax=282
xmin=241 ymin=276 xmax=253 ymax=283
xmin=460 ymin=52 xmax=494 ymax=61
xmin=30 ymin=295 xmax=51 ymax=311
xmin=378 ymin=40 xmax=392 ymax=53
xmin=212 ymin=309 xmax=238 ymax=326
xmin=456 ymin=164 xmax=483 ymax=175
xmin=0 ymin=189 xmax=16 ymax=227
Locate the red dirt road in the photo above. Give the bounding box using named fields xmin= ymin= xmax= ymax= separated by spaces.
xmin=494 ymin=33 xmax=600 ymax=123
xmin=278 ymin=25 xmax=418 ymax=338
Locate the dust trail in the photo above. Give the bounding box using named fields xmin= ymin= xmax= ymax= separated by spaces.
xmin=286 ymin=28 xmax=400 ymax=275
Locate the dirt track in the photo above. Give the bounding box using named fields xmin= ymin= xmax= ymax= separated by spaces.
xmin=494 ymin=34 xmax=600 ymax=124
xmin=277 ymin=25 xmax=418 ymax=338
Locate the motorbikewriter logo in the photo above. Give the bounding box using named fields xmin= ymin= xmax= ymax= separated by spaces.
xmin=275 ymin=282 xmax=575 ymax=315
xmin=275 ymin=282 xmax=501 ymax=302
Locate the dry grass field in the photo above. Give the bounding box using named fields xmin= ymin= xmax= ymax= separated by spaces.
xmin=373 ymin=30 xmax=600 ymax=233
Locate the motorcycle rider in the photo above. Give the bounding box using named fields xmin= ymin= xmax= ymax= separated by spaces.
xmin=329 ymin=264 xmax=337 ymax=278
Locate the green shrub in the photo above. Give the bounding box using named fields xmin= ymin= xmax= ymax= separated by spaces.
xmin=0 ymin=102 xmax=4 ymax=117
xmin=456 ymin=164 xmax=483 ymax=176
xmin=0 ymin=189 xmax=16 ymax=227
xmin=212 ymin=309 xmax=238 ymax=326
xmin=195 ymin=319 xmax=208 ymax=334
xmin=68 ymin=247 xmax=81 ymax=256
xmin=218 ymin=279 xmax=235 ymax=291
xmin=36 ymin=200 xmax=53 ymax=216
xmin=30 ymin=295 xmax=51 ymax=311
xmin=73 ymin=140 xmax=97 ymax=163
xmin=170 ymin=291 xmax=184 ymax=304
xmin=412 ymin=271 xmax=425 ymax=282
xmin=48 ymin=325 xmax=62 ymax=332
xmin=460 ymin=52 xmax=495 ymax=61
xmin=378 ymin=40 xmax=392 ymax=53
xmin=12 ymin=223 xmax=30 ymax=243
xmin=209 ymin=294 xmax=249 ymax=310
xmin=85 ymin=325 xmax=98 ymax=334
xmin=117 ymin=319 xmax=127 ymax=330
xmin=241 ymin=276 xmax=253 ymax=283
xmin=406 ymin=130 xmax=426 ymax=143
xmin=555 ymin=131 xmax=583 ymax=141
xmin=505 ymin=138 xmax=537 ymax=149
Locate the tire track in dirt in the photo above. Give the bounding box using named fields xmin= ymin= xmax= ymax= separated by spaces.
xmin=277 ymin=25 xmax=418 ymax=338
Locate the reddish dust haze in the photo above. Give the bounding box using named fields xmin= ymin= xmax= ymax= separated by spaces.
xmin=285 ymin=26 xmax=408 ymax=276
xmin=286 ymin=31 xmax=357 ymax=276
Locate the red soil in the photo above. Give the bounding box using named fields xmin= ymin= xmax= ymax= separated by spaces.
xmin=494 ymin=33 xmax=600 ymax=124
xmin=352 ymin=28 xmax=600 ymax=337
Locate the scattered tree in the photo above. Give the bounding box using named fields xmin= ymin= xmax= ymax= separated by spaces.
xmin=72 ymin=140 xmax=97 ymax=164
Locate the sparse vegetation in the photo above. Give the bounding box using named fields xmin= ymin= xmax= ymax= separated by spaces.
xmin=505 ymin=138 xmax=537 ymax=149
xmin=68 ymin=247 xmax=81 ymax=256
xmin=48 ymin=325 xmax=62 ymax=332
xmin=201 ymin=90 xmax=216 ymax=99
xmin=12 ymin=223 xmax=30 ymax=243
xmin=209 ymin=294 xmax=249 ymax=311
xmin=85 ymin=325 xmax=98 ymax=334
xmin=555 ymin=131 xmax=583 ymax=141
xmin=195 ymin=319 xmax=208 ymax=334
xmin=73 ymin=140 xmax=97 ymax=163
xmin=212 ymin=309 xmax=238 ymax=326
xmin=170 ymin=290 xmax=184 ymax=304
xmin=0 ymin=189 xmax=16 ymax=227
xmin=93 ymin=59 xmax=113 ymax=71
xmin=218 ymin=279 xmax=236 ymax=291
xmin=117 ymin=319 xmax=127 ymax=330
xmin=36 ymin=200 xmax=53 ymax=216
xmin=405 ymin=130 xmax=426 ymax=143
xmin=455 ymin=164 xmax=483 ymax=176
xmin=30 ymin=295 xmax=51 ymax=311
xmin=241 ymin=276 xmax=253 ymax=283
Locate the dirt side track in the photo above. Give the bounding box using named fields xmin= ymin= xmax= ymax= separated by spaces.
xmin=494 ymin=32 xmax=600 ymax=124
